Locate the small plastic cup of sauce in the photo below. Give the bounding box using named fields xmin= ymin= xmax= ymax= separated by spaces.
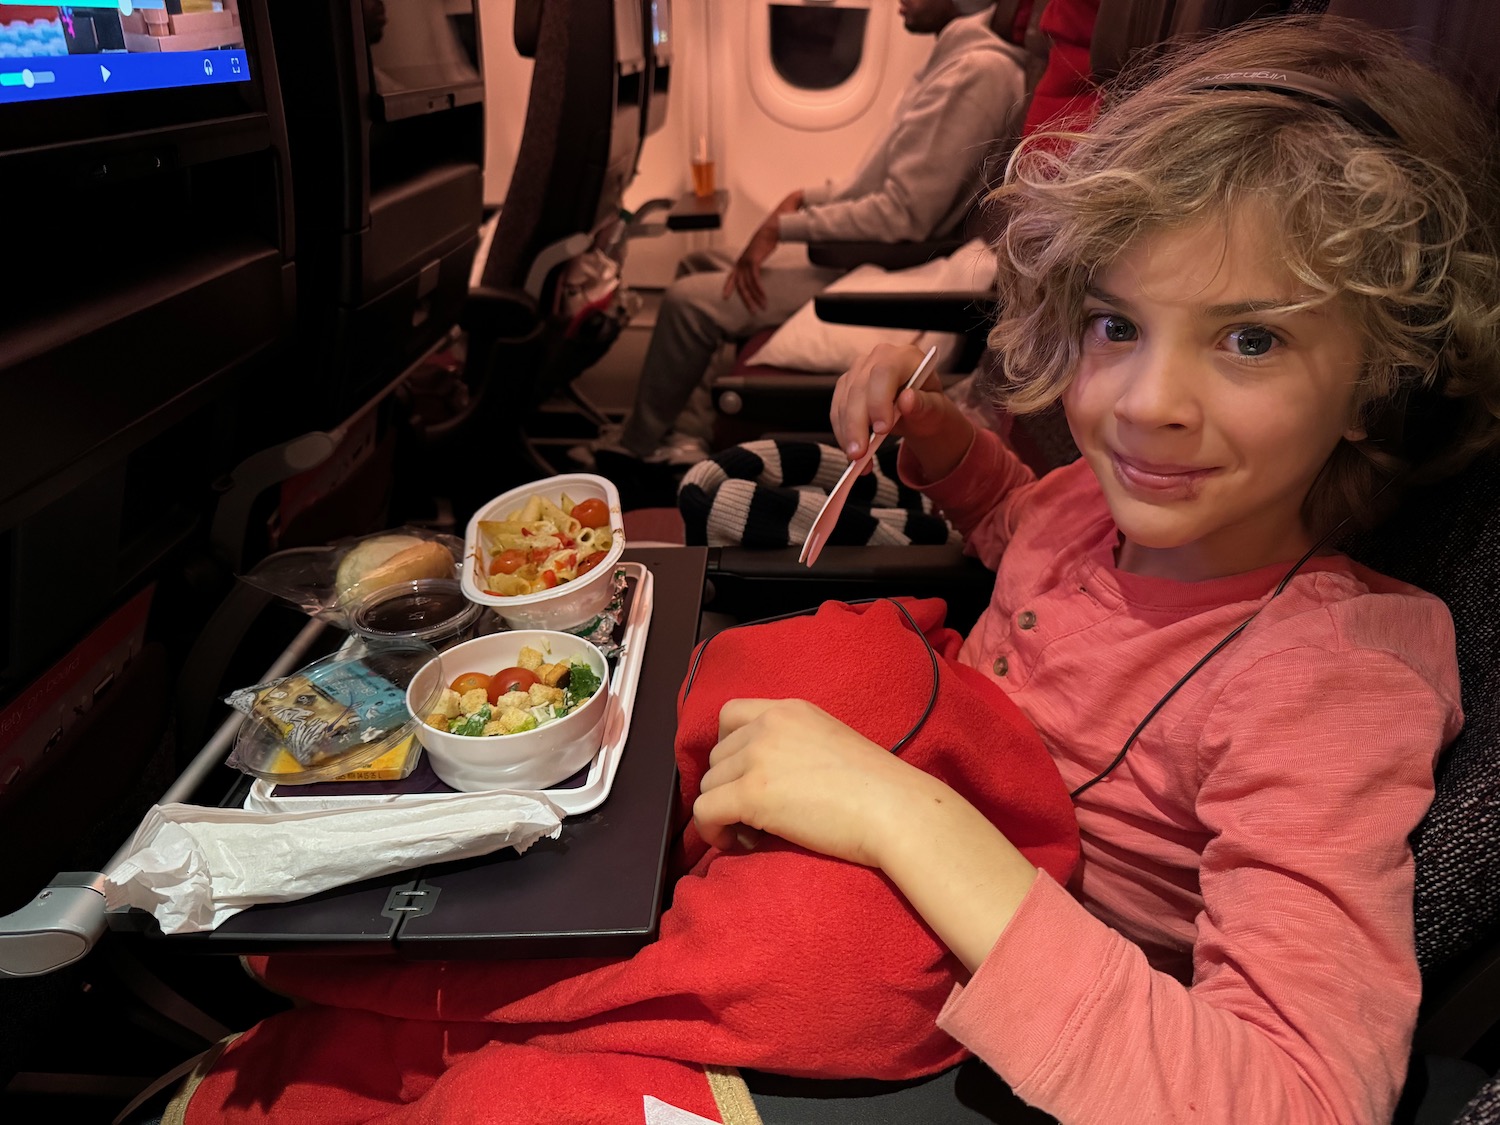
xmin=350 ymin=578 xmax=487 ymax=650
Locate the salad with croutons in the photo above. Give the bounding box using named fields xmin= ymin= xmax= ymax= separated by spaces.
xmin=423 ymin=645 xmax=603 ymax=737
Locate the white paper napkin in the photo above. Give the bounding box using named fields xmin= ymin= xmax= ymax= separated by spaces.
xmin=104 ymin=794 xmax=563 ymax=934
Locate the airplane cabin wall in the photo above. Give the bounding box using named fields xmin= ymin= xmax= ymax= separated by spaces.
xmin=479 ymin=0 xmax=533 ymax=206
xmin=479 ymin=0 xmax=930 ymax=289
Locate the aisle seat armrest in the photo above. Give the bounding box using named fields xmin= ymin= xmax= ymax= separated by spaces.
xmin=807 ymin=239 xmax=966 ymax=272
xmin=705 ymin=545 xmax=995 ymax=634
xmin=463 ymin=284 xmax=542 ymax=339
xmin=814 ymin=290 xmax=998 ymax=334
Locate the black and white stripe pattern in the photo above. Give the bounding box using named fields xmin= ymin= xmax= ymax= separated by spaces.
xmin=678 ymin=440 xmax=959 ymax=550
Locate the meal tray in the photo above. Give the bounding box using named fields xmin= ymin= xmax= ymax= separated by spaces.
xmin=243 ymin=562 xmax=654 ymax=817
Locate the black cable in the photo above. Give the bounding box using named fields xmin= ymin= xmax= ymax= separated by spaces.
xmin=1068 ymin=522 xmax=1351 ymax=800
xmin=680 ymin=597 xmax=942 ymax=756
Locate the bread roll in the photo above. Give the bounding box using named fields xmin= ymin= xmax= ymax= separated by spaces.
xmin=336 ymin=535 xmax=425 ymax=592
xmin=337 ymin=538 xmax=454 ymax=600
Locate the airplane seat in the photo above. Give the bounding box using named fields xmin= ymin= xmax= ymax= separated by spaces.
xmin=197 ymin=0 xmax=489 ymax=574
xmin=458 ymin=0 xmax=658 ymax=488
xmin=707 ymin=0 xmax=1049 ymax=444
xmin=0 ymin=0 xmax=309 ymax=1113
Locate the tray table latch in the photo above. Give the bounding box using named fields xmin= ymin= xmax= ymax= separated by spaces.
xmin=382 ymin=882 xmax=439 ymax=921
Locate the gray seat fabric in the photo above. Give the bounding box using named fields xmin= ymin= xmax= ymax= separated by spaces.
xmin=746 ymin=1059 xmax=1057 ymax=1124
xmin=1345 ymin=454 xmax=1500 ymax=982
xmin=1458 ymin=1072 xmax=1500 ymax=1125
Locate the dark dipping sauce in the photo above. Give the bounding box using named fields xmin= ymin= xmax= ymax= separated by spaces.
xmin=351 ymin=579 xmax=484 ymax=647
xmin=363 ymin=588 xmax=469 ymax=630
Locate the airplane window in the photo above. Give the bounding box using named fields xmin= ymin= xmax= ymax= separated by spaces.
xmin=768 ymin=4 xmax=868 ymax=91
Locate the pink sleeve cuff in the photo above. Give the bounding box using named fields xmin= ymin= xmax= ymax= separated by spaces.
xmin=937 ymin=871 xmax=1132 ymax=1098
xmin=897 ymin=426 xmax=1001 ymax=511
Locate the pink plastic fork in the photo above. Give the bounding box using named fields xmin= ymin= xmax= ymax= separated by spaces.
xmin=799 ymin=346 xmax=939 ymax=568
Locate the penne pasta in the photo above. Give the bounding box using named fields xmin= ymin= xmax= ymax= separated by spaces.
xmin=478 ymin=490 xmax=618 ymax=596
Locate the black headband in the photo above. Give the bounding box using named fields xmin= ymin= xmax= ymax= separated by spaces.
xmin=1188 ymin=69 xmax=1402 ymax=142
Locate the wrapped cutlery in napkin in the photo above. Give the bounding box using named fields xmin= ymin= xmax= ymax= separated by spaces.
xmin=104 ymin=793 xmax=563 ymax=934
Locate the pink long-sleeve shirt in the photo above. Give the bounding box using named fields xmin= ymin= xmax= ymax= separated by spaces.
xmin=902 ymin=428 xmax=1464 ymax=1125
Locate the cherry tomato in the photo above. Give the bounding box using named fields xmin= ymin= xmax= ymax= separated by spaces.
xmin=540 ymin=569 xmax=559 ymax=589
xmin=571 ymin=498 xmax=609 ymax=529
xmin=489 ymin=548 xmax=528 ymax=576
xmin=576 ymin=553 xmax=604 ymax=576
xmin=487 ymin=667 xmax=539 ymax=702
xmin=450 ymin=671 xmax=492 ymax=695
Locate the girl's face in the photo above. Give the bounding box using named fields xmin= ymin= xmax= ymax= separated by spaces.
xmin=1062 ymin=209 xmax=1367 ymax=582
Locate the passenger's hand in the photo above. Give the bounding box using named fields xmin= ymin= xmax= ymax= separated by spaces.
xmin=723 ymin=191 xmax=802 ymax=314
xmin=693 ymin=698 xmax=935 ymax=869
xmin=724 ymin=223 xmax=777 ymax=312
xmin=831 ymin=342 xmax=974 ymax=480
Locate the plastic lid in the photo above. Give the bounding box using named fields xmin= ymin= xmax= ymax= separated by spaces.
xmin=348 ymin=578 xmax=483 ymax=644
xmin=230 ymin=639 xmax=442 ymax=785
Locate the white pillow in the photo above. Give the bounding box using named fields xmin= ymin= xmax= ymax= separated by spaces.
xmin=747 ymin=240 xmax=997 ymax=373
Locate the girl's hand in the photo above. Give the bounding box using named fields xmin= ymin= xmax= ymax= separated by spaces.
xmin=831 ymin=343 xmax=975 ymax=480
xmin=693 ymin=698 xmax=936 ymax=868
xmin=696 ymin=698 xmax=1040 ymax=973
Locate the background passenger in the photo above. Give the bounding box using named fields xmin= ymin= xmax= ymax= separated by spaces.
xmin=573 ymin=0 xmax=1027 ymax=467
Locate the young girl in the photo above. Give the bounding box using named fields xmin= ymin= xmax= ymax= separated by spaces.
xmin=695 ymin=15 xmax=1500 ymax=1124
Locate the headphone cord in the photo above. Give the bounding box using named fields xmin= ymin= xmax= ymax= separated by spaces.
xmin=1068 ymin=524 xmax=1348 ymax=800
xmin=680 ymin=597 xmax=942 ymax=756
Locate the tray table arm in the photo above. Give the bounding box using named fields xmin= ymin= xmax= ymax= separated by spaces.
xmin=0 ymin=617 xmax=329 ymax=978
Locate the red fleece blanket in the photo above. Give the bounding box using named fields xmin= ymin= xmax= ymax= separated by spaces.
xmin=183 ymin=599 xmax=1078 ymax=1124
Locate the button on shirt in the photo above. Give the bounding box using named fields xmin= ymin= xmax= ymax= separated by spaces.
xmin=898 ymin=428 xmax=1462 ymax=1125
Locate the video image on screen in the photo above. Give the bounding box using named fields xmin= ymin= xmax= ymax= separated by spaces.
xmin=1 ymin=2 xmax=249 ymax=101
xmin=1 ymin=2 xmax=243 ymax=57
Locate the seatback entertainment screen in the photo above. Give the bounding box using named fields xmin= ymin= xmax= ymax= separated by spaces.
xmin=0 ymin=1 xmax=252 ymax=104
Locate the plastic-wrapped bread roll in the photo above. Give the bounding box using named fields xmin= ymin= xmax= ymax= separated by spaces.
xmin=336 ymin=536 xmax=455 ymax=603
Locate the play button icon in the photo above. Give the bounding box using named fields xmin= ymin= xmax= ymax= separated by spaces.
xmin=100 ymin=64 xmax=110 ymax=82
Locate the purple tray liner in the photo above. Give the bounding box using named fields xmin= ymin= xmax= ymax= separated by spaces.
xmin=272 ymin=576 xmax=637 ymax=800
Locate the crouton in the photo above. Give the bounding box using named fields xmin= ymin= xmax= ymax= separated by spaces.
xmin=459 ymin=687 xmax=489 ymax=714
xmin=481 ymin=719 xmax=507 ymax=737
xmin=517 ymin=646 xmax=544 ymax=672
xmin=498 ymin=690 xmax=532 ymax=710
xmin=528 ymin=683 xmax=565 ymax=707
xmin=433 ymin=689 xmax=463 ymax=718
xmin=426 ymin=712 xmax=451 ymax=730
xmin=497 ymin=707 xmax=536 ymax=733
xmin=539 ymin=662 xmax=572 ymax=687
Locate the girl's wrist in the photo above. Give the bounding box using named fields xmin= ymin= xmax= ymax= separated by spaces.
xmin=905 ymin=413 xmax=977 ymax=484
xmin=864 ymin=768 xmax=961 ymax=870
xmin=872 ymin=773 xmax=1039 ymax=972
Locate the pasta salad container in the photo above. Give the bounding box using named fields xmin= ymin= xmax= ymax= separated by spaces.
xmin=461 ymin=474 xmax=626 ymax=632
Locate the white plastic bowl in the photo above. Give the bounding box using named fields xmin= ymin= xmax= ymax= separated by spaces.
xmin=461 ymin=473 xmax=626 ymax=631
xmin=406 ymin=630 xmax=611 ymax=792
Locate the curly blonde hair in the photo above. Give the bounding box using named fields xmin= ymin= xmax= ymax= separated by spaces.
xmin=988 ymin=15 xmax=1500 ymax=533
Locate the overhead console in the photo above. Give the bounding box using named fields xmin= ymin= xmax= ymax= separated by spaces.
xmin=0 ymin=0 xmax=295 ymax=688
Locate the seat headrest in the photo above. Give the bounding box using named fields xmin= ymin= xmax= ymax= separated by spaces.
xmin=1089 ymin=0 xmax=1277 ymax=81
xmin=515 ymin=0 xmax=543 ymax=59
xmin=989 ymin=0 xmax=1026 ymax=44
xmin=1326 ymin=0 xmax=1500 ymax=121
